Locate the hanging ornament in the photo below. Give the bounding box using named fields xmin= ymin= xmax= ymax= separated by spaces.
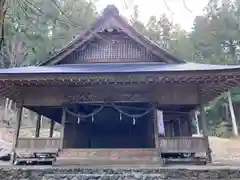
xmin=132 ymin=116 xmax=136 ymax=125
xmin=120 ymin=113 xmax=122 ymax=121
xmin=77 ymin=116 xmax=81 ymax=124
xmin=92 ymin=115 xmax=94 ymax=123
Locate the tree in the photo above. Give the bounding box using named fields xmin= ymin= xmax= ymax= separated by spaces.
xmin=145 ymin=15 xmax=173 ymax=49
xmin=169 ymin=25 xmax=195 ymax=61
xmin=130 ymin=5 xmax=146 ymax=34
xmin=191 ymin=0 xmax=240 ymax=64
xmin=0 ymin=0 xmax=97 ymax=67
xmin=0 ymin=0 xmax=7 ymax=51
xmin=0 ymin=0 xmax=97 ymax=125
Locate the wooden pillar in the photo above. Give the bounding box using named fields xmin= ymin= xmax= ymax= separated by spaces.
xmin=35 ymin=114 xmax=41 ymax=138
xmin=11 ymin=102 xmax=23 ymax=164
xmin=178 ymin=118 xmax=182 ymax=136
xmin=49 ymin=119 xmax=55 ymax=138
xmin=227 ymin=90 xmax=239 ymax=136
xmin=186 ymin=111 xmax=193 ymax=136
xmin=187 ymin=112 xmax=193 ymax=136
xmin=60 ymin=107 xmax=66 ymax=149
xmin=194 ymin=111 xmax=201 ymax=136
xmin=199 ymin=92 xmax=212 ymax=163
xmin=153 ymin=107 xmax=163 ymax=165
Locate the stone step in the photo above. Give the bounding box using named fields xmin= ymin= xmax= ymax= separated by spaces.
xmin=55 ymin=148 xmax=161 ymax=165
xmin=59 ymin=148 xmax=158 ymax=157
xmin=54 ymin=157 xmax=161 ymax=166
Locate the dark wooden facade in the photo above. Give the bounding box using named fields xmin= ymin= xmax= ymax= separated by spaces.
xmin=3 ymin=5 xmax=240 ymax=166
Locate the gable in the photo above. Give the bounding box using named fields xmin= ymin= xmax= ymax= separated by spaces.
xmin=40 ymin=5 xmax=184 ymax=66
xmin=58 ymin=31 xmax=166 ymax=64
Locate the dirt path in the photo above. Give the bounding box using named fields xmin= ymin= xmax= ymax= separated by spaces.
xmin=210 ymin=136 xmax=240 ymax=165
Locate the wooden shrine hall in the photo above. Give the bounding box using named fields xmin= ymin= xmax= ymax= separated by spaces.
xmin=1 ymin=5 xmax=240 ymax=166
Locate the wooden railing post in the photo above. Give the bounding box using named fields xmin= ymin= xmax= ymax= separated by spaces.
xmin=199 ymin=89 xmax=212 ymax=163
xmin=11 ymin=102 xmax=23 ymax=164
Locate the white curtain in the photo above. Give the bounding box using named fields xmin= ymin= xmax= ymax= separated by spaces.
xmin=157 ymin=110 xmax=165 ymax=136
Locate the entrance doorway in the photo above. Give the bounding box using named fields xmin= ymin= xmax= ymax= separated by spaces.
xmin=63 ymin=103 xmax=155 ymax=149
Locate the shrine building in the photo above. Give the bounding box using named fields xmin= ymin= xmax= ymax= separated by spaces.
xmin=1 ymin=5 xmax=240 ymax=165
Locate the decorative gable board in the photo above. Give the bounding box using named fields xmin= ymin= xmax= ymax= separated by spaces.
xmin=58 ymin=31 xmax=165 ymax=64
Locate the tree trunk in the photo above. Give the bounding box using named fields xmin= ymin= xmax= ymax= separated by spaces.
xmin=227 ymin=90 xmax=239 ymax=136
xmin=0 ymin=0 xmax=6 ymax=50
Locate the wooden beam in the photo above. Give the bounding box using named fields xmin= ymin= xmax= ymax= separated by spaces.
xmin=201 ymin=80 xmax=238 ymax=98
xmin=35 ymin=114 xmax=41 ymax=138
xmin=22 ymin=84 xmax=199 ymax=106
xmin=49 ymin=119 xmax=55 ymax=138
xmin=60 ymin=108 xmax=66 ymax=149
xmin=0 ymin=72 xmax=237 ymax=86
xmin=199 ymin=89 xmax=212 ymax=163
xmin=11 ymin=102 xmax=23 ymax=164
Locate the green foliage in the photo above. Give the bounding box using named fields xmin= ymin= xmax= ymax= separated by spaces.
xmin=3 ymin=0 xmax=97 ymax=67
xmin=210 ymin=121 xmax=231 ymax=137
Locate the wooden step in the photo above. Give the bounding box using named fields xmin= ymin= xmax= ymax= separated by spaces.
xmin=55 ymin=148 xmax=161 ymax=165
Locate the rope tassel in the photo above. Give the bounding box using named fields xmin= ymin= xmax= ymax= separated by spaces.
xmin=77 ymin=116 xmax=80 ymax=124
xmin=133 ymin=117 xmax=136 ymax=125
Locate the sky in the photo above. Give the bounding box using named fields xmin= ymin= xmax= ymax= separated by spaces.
xmin=95 ymin=0 xmax=210 ymax=31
